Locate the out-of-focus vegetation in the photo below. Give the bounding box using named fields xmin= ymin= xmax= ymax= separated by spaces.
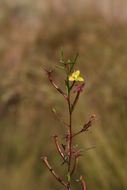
xmin=0 ymin=1 xmax=127 ymax=190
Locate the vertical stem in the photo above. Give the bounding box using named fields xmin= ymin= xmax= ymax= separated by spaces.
xmin=67 ymin=90 xmax=72 ymax=190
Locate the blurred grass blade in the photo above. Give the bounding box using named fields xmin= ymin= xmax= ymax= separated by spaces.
xmin=55 ymin=65 xmax=65 ymax=70
xmin=60 ymin=48 xmax=64 ymax=64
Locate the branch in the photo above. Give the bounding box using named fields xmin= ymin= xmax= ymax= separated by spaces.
xmin=71 ymin=91 xmax=80 ymax=112
xmin=71 ymin=83 xmax=85 ymax=112
xmin=72 ymin=115 xmax=96 ymax=138
xmin=80 ymin=176 xmax=86 ymax=190
xmin=70 ymin=157 xmax=77 ymax=176
xmin=41 ymin=156 xmax=67 ymax=188
xmin=45 ymin=69 xmax=68 ymax=100
xmin=53 ymin=135 xmax=68 ymax=164
xmin=65 ymin=132 xmax=71 ymax=158
xmin=69 ymin=81 xmax=75 ymax=91
xmin=52 ymin=108 xmax=69 ymax=127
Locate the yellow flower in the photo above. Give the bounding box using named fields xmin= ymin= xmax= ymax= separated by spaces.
xmin=69 ymin=70 xmax=84 ymax=82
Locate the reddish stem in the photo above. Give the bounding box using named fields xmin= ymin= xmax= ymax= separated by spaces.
xmin=41 ymin=156 xmax=67 ymax=188
xmin=72 ymin=115 xmax=96 ymax=138
xmin=46 ymin=69 xmax=68 ymax=100
xmin=52 ymin=110 xmax=69 ymax=127
xmin=70 ymin=157 xmax=77 ymax=176
xmin=67 ymin=90 xmax=72 ymax=190
xmin=80 ymin=176 xmax=86 ymax=190
xmin=53 ymin=135 xmax=68 ymax=164
xmin=72 ymin=129 xmax=84 ymax=138
xmin=71 ymin=91 xmax=80 ymax=112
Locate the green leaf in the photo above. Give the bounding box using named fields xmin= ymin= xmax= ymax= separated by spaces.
xmin=67 ymin=173 xmax=71 ymax=182
xmin=70 ymin=53 xmax=79 ymax=72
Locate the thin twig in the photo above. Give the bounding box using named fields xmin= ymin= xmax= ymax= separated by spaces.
xmin=72 ymin=115 xmax=96 ymax=138
xmin=52 ymin=110 xmax=69 ymax=127
xmin=72 ymin=129 xmax=84 ymax=138
xmin=41 ymin=156 xmax=67 ymax=188
xmin=44 ymin=68 xmax=68 ymax=100
xmin=71 ymin=83 xmax=85 ymax=112
xmin=71 ymin=91 xmax=80 ymax=112
xmin=80 ymin=176 xmax=86 ymax=190
xmin=70 ymin=157 xmax=77 ymax=176
xmin=53 ymin=135 xmax=69 ymax=164
xmin=69 ymin=81 xmax=75 ymax=91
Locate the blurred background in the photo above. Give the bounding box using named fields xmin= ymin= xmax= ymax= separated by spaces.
xmin=0 ymin=0 xmax=127 ymax=190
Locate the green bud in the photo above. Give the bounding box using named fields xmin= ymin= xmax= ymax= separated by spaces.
xmin=52 ymin=107 xmax=56 ymax=114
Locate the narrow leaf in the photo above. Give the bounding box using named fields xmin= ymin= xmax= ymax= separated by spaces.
xmin=70 ymin=53 xmax=79 ymax=72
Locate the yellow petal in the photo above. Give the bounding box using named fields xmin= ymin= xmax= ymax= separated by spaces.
xmin=77 ymin=76 xmax=84 ymax=81
xmin=72 ymin=71 xmax=76 ymax=78
xmin=75 ymin=70 xmax=80 ymax=77
xmin=69 ymin=76 xmax=75 ymax=81
xmin=72 ymin=70 xmax=80 ymax=78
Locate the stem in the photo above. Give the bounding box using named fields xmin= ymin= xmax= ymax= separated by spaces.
xmin=53 ymin=135 xmax=69 ymax=164
xmin=67 ymin=89 xmax=72 ymax=190
xmin=52 ymin=110 xmax=69 ymax=127
xmin=42 ymin=156 xmax=67 ymax=188
xmin=70 ymin=157 xmax=77 ymax=176
xmin=69 ymin=81 xmax=75 ymax=91
xmin=45 ymin=69 xmax=68 ymax=100
xmin=72 ymin=129 xmax=83 ymax=138
xmin=80 ymin=176 xmax=86 ymax=190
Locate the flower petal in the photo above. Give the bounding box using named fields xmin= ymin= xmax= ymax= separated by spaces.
xmin=69 ymin=76 xmax=75 ymax=81
xmin=75 ymin=70 xmax=80 ymax=77
xmin=72 ymin=70 xmax=80 ymax=78
xmin=72 ymin=71 xmax=76 ymax=78
xmin=77 ymin=76 xmax=84 ymax=81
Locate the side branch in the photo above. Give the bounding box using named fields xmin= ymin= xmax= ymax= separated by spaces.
xmin=71 ymin=83 xmax=85 ymax=112
xmin=46 ymin=69 xmax=68 ymax=100
xmin=80 ymin=176 xmax=86 ymax=190
xmin=69 ymin=81 xmax=75 ymax=91
xmin=71 ymin=91 xmax=80 ymax=112
xmin=70 ymin=157 xmax=77 ymax=176
xmin=52 ymin=109 xmax=68 ymax=127
xmin=53 ymin=135 xmax=68 ymax=163
xmin=72 ymin=115 xmax=96 ymax=138
xmin=41 ymin=156 xmax=67 ymax=188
